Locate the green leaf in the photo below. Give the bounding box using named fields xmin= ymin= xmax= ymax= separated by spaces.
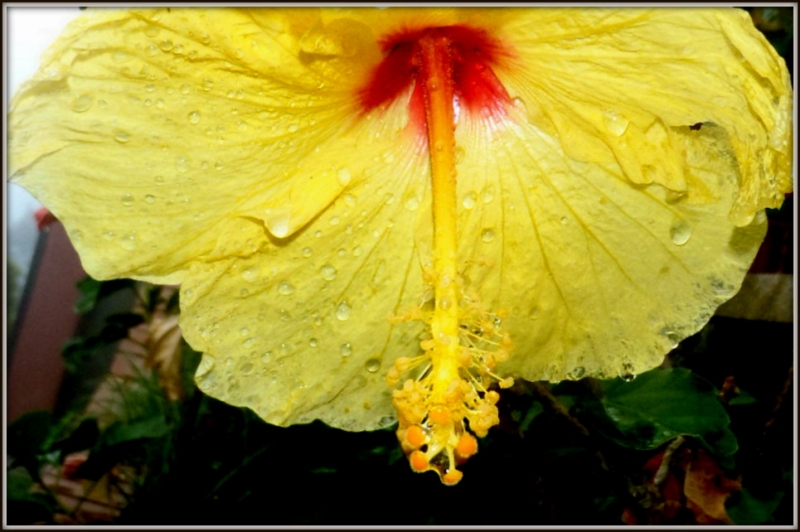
xmin=6 ymin=467 xmax=57 ymax=524
xmin=7 ymin=411 xmax=53 ymax=459
xmin=74 ymin=277 xmax=135 ymax=314
xmin=597 ymin=368 xmax=737 ymax=456
xmin=100 ymin=415 xmax=171 ymax=447
xmin=727 ymin=487 xmax=786 ymax=525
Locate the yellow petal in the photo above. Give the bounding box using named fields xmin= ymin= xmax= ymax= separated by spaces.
xmin=8 ymin=7 xmax=792 ymax=436
xmin=497 ymin=8 xmax=792 ymax=225
xmin=455 ymin=106 xmax=768 ymax=382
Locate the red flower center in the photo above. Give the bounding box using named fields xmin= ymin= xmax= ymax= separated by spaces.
xmin=359 ymin=25 xmax=512 ymax=131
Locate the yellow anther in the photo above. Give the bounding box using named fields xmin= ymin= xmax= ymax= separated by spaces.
xmin=455 ymin=432 xmax=478 ymax=459
xmin=442 ymin=468 xmax=463 ymax=486
xmin=410 ymin=450 xmax=429 ymax=472
xmin=428 ymin=405 xmax=451 ymax=425
xmin=406 ymin=424 xmax=427 ymax=448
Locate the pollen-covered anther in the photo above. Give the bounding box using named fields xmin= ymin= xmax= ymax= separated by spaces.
xmin=442 ymin=468 xmax=463 ymax=486
xmin=410 ymin=450 xmax=430 ymax=473
xmin=455 ymin=432 xmax=478 ymax=459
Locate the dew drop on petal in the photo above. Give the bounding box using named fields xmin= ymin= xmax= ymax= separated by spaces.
xmin=155 ymin=175 xmax=164 ymax=185
xmin=278 ymin=281 xmax=295 ymax=295
xmin=309 ymin=338 xmax=318 ymax=348
xmin=144 ymin=194 xmax=156 ymax=204
xmin=121 ymin=193 xmax=134 ymax=206
xmin=404 ymin=196 xmax=420 ymax=211
xmin=462 ymin=191 xmax=477 ymax=210
xmin=335 ymin=301 xmax=351 ymax=321
xmin=302 ymin=247 xmax=313 ymax=258
xmin=560 ymin=216 xmax=568 ymax=225
xmin=336 ymin=167 xmax=351 ymax=186
xmin=481 ymin=185 xmax=494 ymax=204
xmin=240 ymin=328 xmax=250 ymax=336
xmin=320 ymin=264 xmax=337 ymax=281
xmin=603 ymin=110 xmax=629 ymax=136
xmin=669 ymin=219 xmax=692 ymax=246
xmin=120 ymin=232 xmax=137 ymax=250
xmin=187 ymin=110 xmax=201 ymax=124
xmin=241 ymin=266 xmax=259 ymax=282
xmin=69 ymin=94 xmax=94 ymax=113
xmin=340 ymin=343 xmax=353 ymax=357
xmin=113 ymin=129 xmax=131 ymax=143
xmin=481 ymin=228 xmax=496 ymax=243
xmin=365 ymin=358 xmax=381 ymax=373
xmin=196 ymin=356 xmax=214 ymax=377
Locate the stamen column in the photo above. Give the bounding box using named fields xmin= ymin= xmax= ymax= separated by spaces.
xmin=418 ymin=33 xmax=462 ymax=402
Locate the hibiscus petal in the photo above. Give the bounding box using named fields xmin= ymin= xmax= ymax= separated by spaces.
xmin=497 ymin=8 xmax=792 ymax=225
xmin=8 ymin=7 xmax=792 ymax=434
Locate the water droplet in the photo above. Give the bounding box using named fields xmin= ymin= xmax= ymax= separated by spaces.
xmin=335 ymin=301 xmax=351 ymax=321
xmin=309 ymin=338 xmax=318 ymax=348
xmin=144 ymin=26 xmax=160 ymax=38
xmin=145 ymin=45 xmax=158 ymax=56
xmin=155 ymin=99 xmax=164 ymax=109
xmin=159 ymin=39 xmax=174 ymax=52
xmin=462 ymin=191 xmax=477 ymax=210
xmin=455 ymin=145 xmax=465 ymax=163
xmin=180 ymin=83 xmax=191 ymax=95
xmin=266 ymin=210 xmax=290 ymax=238
xmin=353 ymin=245 xmax=363 ymax=257
xmin=278 ymin=281 xmax=295 ymax=295
xmin=69 ymin=94 xmax=94 ymax=113
xmin=344 ymin=194 xmax=357 ymax=207
xmin=215 ymin=160 xmax=224 ymax=171
xmin=113 ymin=129 xmax=131 ymax=143
xmin=669 ymin=218 xmax=692 ymax=245
xmin=243 ymin=338 xmax=255 ymax=348
xmin=481 ymin=185 xmax=495 ymax=204
xmin=176 ymin=156 xmax=189 ymax=172
xmin=340 ymin=343 xmax=353 ymax=357
xmin=235 ymin=48 xmax=244 ymax=59
xmin=384 ymin=193 xmax=395 ymax=205
xmin=619 ymin=362 xmax=636 ymax=382
xmin=261 ymin=351 xmax=272 ymax=363
xmin=98 ymin=100 xmax=107 ymax=109
xmin=120 ymin=232 xmax=137 ymax=250
xmin=121 ymin=193 xmax=134 ymax=206
xmin=336 ymin=167 xmax=351 ymax=186
xmin=242 ymin=266 xmax=259 ymax=282
xmin=481 ymin=228 xmax=496 ymax=243
xmin=329 ymin=216 xmax=340 ymax=226
xmin=145 ymin=83 xmax=156 ymax=93
xmin=187 ymin=110 xmax=201 ymax=124
xmin=404 ymin=196 xmax=420 ymax=211
xmin=241 ymin=362 xmax=253 ymax=374
xmin=603 ymin=111 xmax=629 ymax=136
xmin=202 ymin=78 xmax=213 ymax=92
xmin=240 ymin=327 xmax=250 ymax=336
xmin=320 ymin=264 xmax=337 ymax=281
xmin=568 ymin=366 xmax=586 ymax=380
xmin=560 ymin=216 xmax=568 ymax=225
xmin=287 ymin=123 xmax=299 ymax=133
xmin=144 ymin=194 xmax=156 ymax=204
xmin=365 ymin=358 xmax=381 ymax=373
xmin=195 ymin=356 xmax=214 ymax=377
xmin=154 ymin=175 xmax=164 ymax=185
xmin=302 ymin=247 xmax=313 ymax=258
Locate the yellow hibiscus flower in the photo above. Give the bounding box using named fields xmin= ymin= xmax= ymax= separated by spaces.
xmin=8 ymin=7 xmax=792 ymax=484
